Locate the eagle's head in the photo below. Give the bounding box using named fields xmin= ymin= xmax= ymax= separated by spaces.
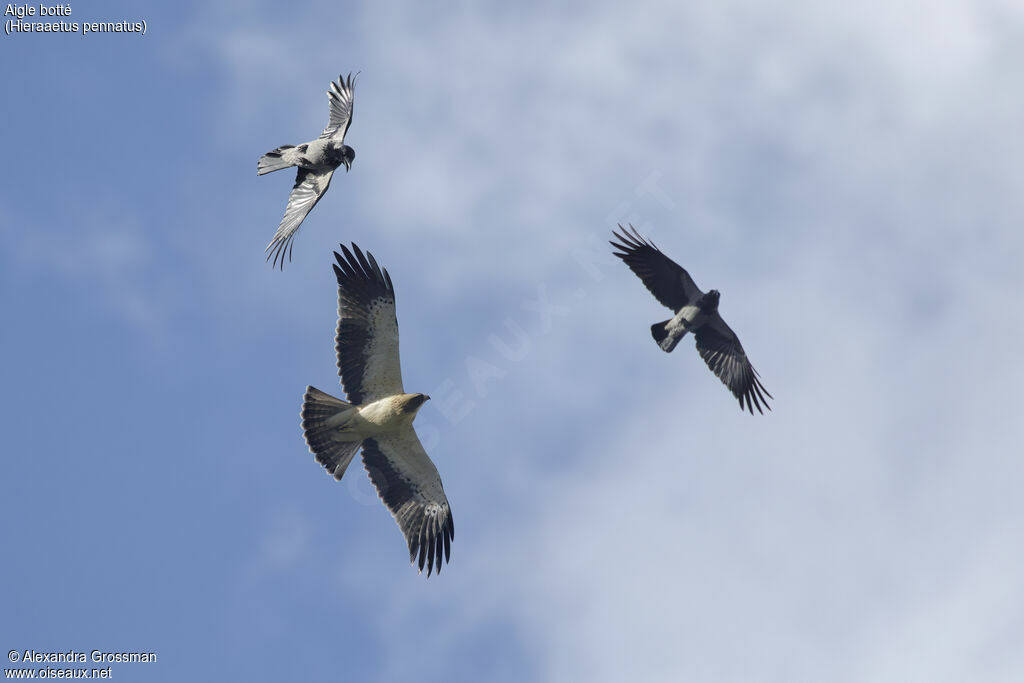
xmin=401 ymin=393 xmax=430 ymax=414
xmin=699 ymin=289 xmax=720 ymax=312
xmin=342 ymin=145 xmax=355 ymax=172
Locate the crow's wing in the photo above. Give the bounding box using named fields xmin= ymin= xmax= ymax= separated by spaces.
xmin=695 ymin=313 xmax=772 ymax=414
xmin=332 ymin=244 xmax=405 ymax=404
xmin=610 ymin=224 xmax=702 ymax=310
xmin=320 ymin=73 xmax=356 ymax=142
xmin=362 ymin=431 xmax=454 ymax=577
xmin=265 ymin=168 xmax=334 ymax=269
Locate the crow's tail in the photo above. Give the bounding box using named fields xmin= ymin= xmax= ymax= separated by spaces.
xmin=258 ymin=145 xmax=296 ymax=175
xmin=651 ymin=320 xmax=683 ymax=352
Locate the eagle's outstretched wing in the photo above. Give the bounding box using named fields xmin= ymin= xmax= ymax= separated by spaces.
xmin=610 ymin=224 xmax=703 ymax=310
xmin=320 ymin=73 xmax=357 ymax=142
xmin=332 ymin=244 xmax=405 ymax=404
xmin=265 ymin=168 xmax=334 ymax=269
xmin=695 ymin=315 xmax=772 ymax=414
xmin=362 ymin=432 xmax=454 ymax=576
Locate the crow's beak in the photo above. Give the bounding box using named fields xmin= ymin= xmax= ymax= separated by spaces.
xmin=343 ymin=159 xmax=352 ymax=172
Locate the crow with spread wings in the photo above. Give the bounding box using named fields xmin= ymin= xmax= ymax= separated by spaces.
xmin=611 ymin=225 xmax=772 ymax=414
xmin=258 ymin=73 xmax=358 ymax=269
xmin=301 ymin=244 xmax=454 ymax=576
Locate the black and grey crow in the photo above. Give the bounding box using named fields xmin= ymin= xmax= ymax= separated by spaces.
xmin=611 ymin=225 xmax=772 ymax=414
xmin=258 ymin=73 xmax=357 ymax=269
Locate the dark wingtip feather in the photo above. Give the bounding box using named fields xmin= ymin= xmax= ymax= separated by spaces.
xmin=265 ymin=236 xmax=291 ymax=270
xmin=405 ymin=509 xmax=454 ymax=578
xmin=332 ymin=243 xmax=392 ymax=294
xmin=738 ymin=368 xmax=772 ymax=415
xmin=426 ymin=526 xmax=437 ymax=577
xmin=609 ymin=224 xmax=662 ymax=264
xmin=610 ymin=224 xmax=657 ymax=251
xmin=351 ymin=243 xmax=373 ymax=278
xmin=434 ymin=527 xmax=443 ymax=575
xmin=333 ymin=248 xmax=354 ymax=280
xmin=365 ymin=250 xmax=383 ymax=282
xmin=338 ymin=243 xmax=356 ymax=268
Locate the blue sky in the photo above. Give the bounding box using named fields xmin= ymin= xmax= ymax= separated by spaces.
xmin=2 ymin=1 xmax=1023 ymax=680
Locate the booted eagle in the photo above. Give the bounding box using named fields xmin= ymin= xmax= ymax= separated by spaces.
xmin=258 ymin=73 xmax=358 ymax=269
xmin=611 ymin=225 xmax=772 ymax=414
xmin=301 ymin=244 xmax=454 ymax=575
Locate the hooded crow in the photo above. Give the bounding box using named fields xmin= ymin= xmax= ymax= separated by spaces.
xmin=258 ymin=73 xmax=357 ymax=269
xmin=301 ymin=244 xmax=454 ymax=576
xmin=611 ymin=225 xmax=772 ymax=414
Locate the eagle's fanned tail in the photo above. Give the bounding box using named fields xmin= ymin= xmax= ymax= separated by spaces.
xmin=301 ymin=386 xmax=362 ymax=480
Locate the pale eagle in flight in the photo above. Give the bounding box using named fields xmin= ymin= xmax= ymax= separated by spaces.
xmin=611 ymin=225 xmax=772 ymax=414
xmin=258 ymin=73 xmax=357 ymax=269
xmin=301 ymin=244 xmax=454 ymax=576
